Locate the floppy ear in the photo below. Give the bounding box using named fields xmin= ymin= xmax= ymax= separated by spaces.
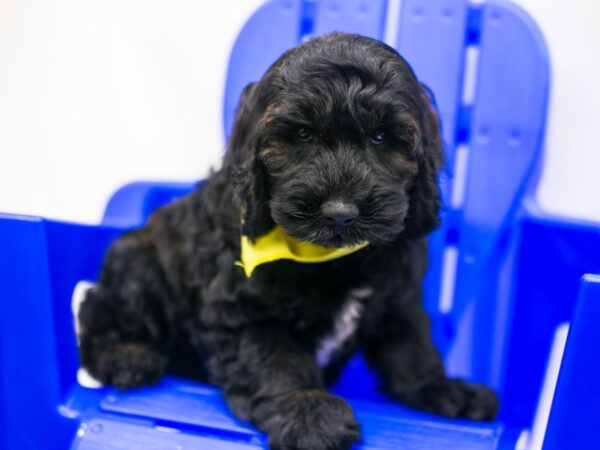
xmin=225 ymin=82 xmax=275 ymax=240
xmin=238 ymin=154 xmax=274 ymax=240
xmin=403 ymin=84 xmax=445 ymax=239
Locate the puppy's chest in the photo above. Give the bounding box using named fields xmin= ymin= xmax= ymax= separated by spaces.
xmin=311 ymin=286 xmax=374 ymax=367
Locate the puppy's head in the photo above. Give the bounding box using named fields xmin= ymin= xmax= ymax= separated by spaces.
xmin=227 ymin=33 xmax=443 ymax=247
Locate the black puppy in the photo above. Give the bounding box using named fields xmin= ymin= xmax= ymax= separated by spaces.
xmin=79 ymin=33 xmax=498 ymax=449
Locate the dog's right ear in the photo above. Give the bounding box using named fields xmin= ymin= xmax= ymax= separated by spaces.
xmin=226 ymin=83 xmax=258 ymax=164
xmin=225 ymin=82 xmax=275 ymax=240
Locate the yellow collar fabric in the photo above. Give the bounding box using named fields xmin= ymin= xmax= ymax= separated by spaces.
xmin=238 ymin=226 xmax=369 ymax=277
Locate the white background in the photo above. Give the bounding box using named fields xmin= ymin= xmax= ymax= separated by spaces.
xmin=0 ymin=0 xmax=598 ymax=224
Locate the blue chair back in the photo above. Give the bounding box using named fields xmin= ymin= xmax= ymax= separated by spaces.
xmin=223 ymin=0 xmax=549 ymax=386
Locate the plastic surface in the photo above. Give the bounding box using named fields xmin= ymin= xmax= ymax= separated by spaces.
xmin=450 ymin=0 xmax=550 ymax=343
xmin=66 ymin=379 xmax=503 ymax=450
xmin=223 ymin=0 xmax=302 ymax=138
xmin=1 ymin=0 xmax=599 ymax=449
xmin=543 ymin=275 xmax=600 ymax=449
xmin=102 ymin=181 xmax=199 ymax=227
xmin=0 ymin=215 xmax=122 ymax=450
xmin=498 ymin=208 xmax=600 ymax=429
xmin=393 ymin=0 xmax=472 ymax=349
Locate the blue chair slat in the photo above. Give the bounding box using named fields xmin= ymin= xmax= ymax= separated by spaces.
xmin=223 ymin=0 xmax=303 ymax=138
xmin=99 ymin=380 xmax=262 ymax=440
xmin=71 ymin=418 xmax=264 ymax=450
xmin=393 ymin=0 xmax=470 ymax=343
xmin=312 ymin=0 xmax=387 ymax=40
xmin=450 ymin=0 xmax=549 ymax=359
xmin=395 ymin=0 xmax=469 ymax=153
xmin=544 ymin=274 xmax=600 ymax=450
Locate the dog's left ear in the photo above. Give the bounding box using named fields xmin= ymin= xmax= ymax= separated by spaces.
xmin=225 ymin=82 xmax=275 ymax=240
xmin=404 ymin=83 xmax=445 ymax=239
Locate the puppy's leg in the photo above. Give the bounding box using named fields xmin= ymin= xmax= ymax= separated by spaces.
xmin=202 ymin=321 xmax=361 ymax=450
xmin=364 ymin=302 xmax=498 ymax=421
xmin=78 ymin=232 xmax=172 ymax=389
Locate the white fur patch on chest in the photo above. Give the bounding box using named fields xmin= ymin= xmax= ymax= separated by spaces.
xmin=316 ymin=287 xmax=373 ymax=367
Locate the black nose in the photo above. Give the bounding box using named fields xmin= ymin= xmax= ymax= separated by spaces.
xmin=320 ymin=200 xmax=359 ymax=227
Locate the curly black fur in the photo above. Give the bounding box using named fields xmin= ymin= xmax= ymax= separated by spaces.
xmin=78 ymin=33 xmax=498 ymax=449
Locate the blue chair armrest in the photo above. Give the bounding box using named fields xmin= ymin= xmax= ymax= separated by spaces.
xmin=101 ymin=181 xmax=199 ymax=228
xmin=543 ymin=274 xmax=600 ymax=449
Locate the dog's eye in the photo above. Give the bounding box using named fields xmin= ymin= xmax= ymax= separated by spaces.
xmin=370 ymin=130 xmax=386 ymax=145
xmin=296 ymin=128 xmax=313 ymax=143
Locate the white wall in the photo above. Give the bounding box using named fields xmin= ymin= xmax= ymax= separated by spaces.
xmin=517 ymin=0 xmax=600 ymax=222
xmin=0 ymin=0 xmax=598 ymax=224
xmin=0 ymin=0 xmax=264 ymax=223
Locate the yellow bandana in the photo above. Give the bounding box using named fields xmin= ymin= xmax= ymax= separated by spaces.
xmin=237 ymin=225 xmax=369 ymax=277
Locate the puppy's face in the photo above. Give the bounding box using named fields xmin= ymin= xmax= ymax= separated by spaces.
xmin=229 ymin=33 xmax=443 ymax=246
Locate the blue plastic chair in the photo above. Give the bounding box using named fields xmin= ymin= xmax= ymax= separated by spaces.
xmin=1 ymin=1 xmax=599 ymax=448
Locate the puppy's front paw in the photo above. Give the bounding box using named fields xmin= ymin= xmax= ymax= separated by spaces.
xmin=96 ymin=343 xmax=166 ymax=390
xmin=266 ymin=390 xmax=361 ymax=450
xmin=407 ymin=378 xmax=498 ymax=421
